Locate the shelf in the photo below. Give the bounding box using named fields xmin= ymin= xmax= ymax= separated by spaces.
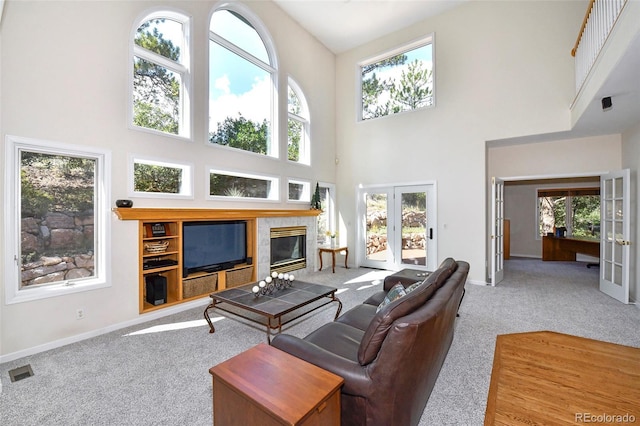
xmin=136 ymin=216 xmax=257 ymax=314
xmin=114 ymin=207 xmax=321 ymax=221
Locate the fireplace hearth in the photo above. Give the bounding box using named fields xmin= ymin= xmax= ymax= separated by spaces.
xmin=270 ymin=226 xmax=306 ymax=273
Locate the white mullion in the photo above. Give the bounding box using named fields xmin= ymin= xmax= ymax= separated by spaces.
xmin=133 ymin=44 xmax=188 ymax=76
xmin=209 ymin=31 xmax=275 ymax=74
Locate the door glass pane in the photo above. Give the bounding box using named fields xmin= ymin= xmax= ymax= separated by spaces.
xmin=366 ymin=193 xmax=388 ymax=262
xmin=400 ymin=191 xmax=426 ymax=266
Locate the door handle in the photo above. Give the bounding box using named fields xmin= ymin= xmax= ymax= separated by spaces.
xmin=429 ymin=228 xmax=433 ymax=240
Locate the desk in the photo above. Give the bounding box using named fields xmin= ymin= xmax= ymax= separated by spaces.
xmin=485 ymin=331 xmax=640 ymax=425
xmin=210 ymin=343 xmax=343 ymax=425
xmin=318 ymin=246 xmax=348 ymax=273
xmin=542 ymin=235 xmax=599 ymax=261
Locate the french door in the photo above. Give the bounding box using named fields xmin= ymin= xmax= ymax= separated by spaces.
xmin=359 ymin=184 xmax=436 ymax=271
xmin=599 ymin=170 xmax=631 ymax=303
xmin=491 ymin=177 xmax=505 ymax=286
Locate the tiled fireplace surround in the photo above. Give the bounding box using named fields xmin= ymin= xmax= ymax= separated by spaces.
xmin=257 ymin=215 xmax=317 ymax=279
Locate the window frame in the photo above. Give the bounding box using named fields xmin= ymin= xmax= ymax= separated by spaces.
xmin=130 ymin=9 xmax=192 ymax=140
xmin=128 ymin=155 xmax=194 ymax=199
xmin=287 ymin=178 xmax=311 ymax=203
xmin=208 ymin=4 xmax=279 ymax=157
xmin=357 ymin=34 xmax=435 ymax=122
xmin=4 ymin=135 xmax=112 ymax=304
xmin=536 ymin=187 xmax=601 ymax=240
xmin=287 ymin=77 xmax=311 ymax=165
xmin=206 ymin=167 xmax=280 ymax=202
xmin=316 ymin=182 xmax=337 ymax=244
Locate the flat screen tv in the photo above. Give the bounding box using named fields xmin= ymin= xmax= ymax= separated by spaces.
xmin=182 ymin=220 xmax=247 ymax=277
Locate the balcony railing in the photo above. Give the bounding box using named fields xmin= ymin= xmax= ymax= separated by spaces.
xmin=571 ymin=0 xmax=628 ymax=94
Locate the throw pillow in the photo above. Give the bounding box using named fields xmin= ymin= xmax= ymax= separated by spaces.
xmin=376 ymin=282 xmax=406 ymax=312
xmin=404 ymin=280 xmax=423 ymax=293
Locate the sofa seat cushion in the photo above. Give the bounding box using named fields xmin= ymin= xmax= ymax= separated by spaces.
xmin=336 ymin=303 xmax=378 ymax=331
xmin=357 ymin=258 xmax=458 ymax=365
xmin=304 ymin=321 xmax=364 ymax=361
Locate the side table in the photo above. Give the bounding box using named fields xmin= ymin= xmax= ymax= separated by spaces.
xmin=318 ymin=246 xmax=349 ymax=273
xmin=209 ymin=343 xmax=343 ymax=425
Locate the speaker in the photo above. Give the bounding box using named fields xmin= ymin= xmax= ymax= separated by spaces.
xmin=145 ymin=275 xmax=167 ymax=305
xmin=602 ymin=96 xmax=612 ymax=111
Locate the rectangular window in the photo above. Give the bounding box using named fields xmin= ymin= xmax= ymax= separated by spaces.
xmin=538 ymin=188 xmax=600 ymax=238
xmin=287 ymin=179 xmax=310 ymax=202
xmin=207 ymin=169 xmax=279 ymax=201
xmin=129 ymin=156 xmax=193 ymax=199
xmin=4 ymin=135 xmax=111 ymax=303
xmin=359 ymin=35 xmax=434 ymax=121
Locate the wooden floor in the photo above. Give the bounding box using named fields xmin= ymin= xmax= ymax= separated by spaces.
xmin=485 ymin=331 xmax=640 ymax=425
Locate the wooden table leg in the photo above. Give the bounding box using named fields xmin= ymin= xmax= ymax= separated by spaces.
xmin=344 ymin=248 xmax=349 ymax=269
xmin=319 ymin=250 xmax=324 ymax=271
xmin=331 ymin=251 xmax=336 ymax=273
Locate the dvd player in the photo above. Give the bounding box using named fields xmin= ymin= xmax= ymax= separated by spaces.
xmin=143 ymin=259 xmax=178 ymax=270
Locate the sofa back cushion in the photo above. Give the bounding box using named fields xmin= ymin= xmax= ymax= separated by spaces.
xmin=357 ymin=258 xmax=458 ymax=365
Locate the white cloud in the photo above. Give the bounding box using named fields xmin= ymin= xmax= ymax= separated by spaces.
xmin=209 ymin=75 xmax=272 ymax=131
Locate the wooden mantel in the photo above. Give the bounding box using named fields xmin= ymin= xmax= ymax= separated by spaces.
xmin=112 ymin=207 xmax=321 ymax=221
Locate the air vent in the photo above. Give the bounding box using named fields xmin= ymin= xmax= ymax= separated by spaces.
xmin=9 ymin=365 xmax=34 ymax=382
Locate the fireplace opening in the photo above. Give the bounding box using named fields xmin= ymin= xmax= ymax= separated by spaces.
xmin=270 ymin=226 xmax=306 ymax=273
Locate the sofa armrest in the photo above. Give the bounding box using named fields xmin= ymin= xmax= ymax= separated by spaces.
xmin=271 ymin=334 xmax=372 ymax=395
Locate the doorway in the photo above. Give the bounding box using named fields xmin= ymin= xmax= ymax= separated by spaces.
xmin=358 ymin=184 xmax=437 ymax=271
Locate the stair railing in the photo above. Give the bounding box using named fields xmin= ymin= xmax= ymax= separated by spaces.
xmin=571 ymin=0 xmax=628 ymax=94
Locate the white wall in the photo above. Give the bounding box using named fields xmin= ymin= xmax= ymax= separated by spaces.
xmin=0 ymin=1 xmax=336 ymax=358
xmin=335 ymin=1 xmax=586 ymax=282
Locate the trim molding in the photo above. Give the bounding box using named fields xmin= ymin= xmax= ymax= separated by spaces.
xmin=0 ymin=297 xmax=210 ymax=364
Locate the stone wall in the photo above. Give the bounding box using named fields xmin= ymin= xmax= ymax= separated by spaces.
xmin=366 ymin=210 xmax=426 ymax=255
xmin=21 ymin=211 xmax=95 ymax=286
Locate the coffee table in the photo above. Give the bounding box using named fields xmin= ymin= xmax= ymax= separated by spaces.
xmin=203 ymin=281 xmax=342 ymax=343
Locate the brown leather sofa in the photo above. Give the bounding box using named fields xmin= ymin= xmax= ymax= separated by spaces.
xmin=271 ymin=258 xmax=469 ymax=426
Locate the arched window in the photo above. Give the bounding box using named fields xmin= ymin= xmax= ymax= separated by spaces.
xmin=288 ymin=78 xmax=310 ymax=165
xmin=131 ymin=11 xmax=191 ymax=138
xmin=208 ymin=7 xmax=278 ymax=156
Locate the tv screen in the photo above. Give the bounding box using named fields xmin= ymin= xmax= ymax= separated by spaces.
xmin=182 ymin=221 xmax=247 ymax=277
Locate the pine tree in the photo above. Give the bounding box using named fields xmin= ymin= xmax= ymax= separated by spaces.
xmin=311 ymin=183 xmax=322 ymax=210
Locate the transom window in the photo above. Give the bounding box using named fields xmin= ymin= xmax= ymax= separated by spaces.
xmin=208 ymin=169 xmax=279 ymax=201
xmin=208 ymin=8 xmax=277 ymax=157
xmin=132 ymin=12 xmax=191 ymax=137
xmin=287 ymin=179 xmax=311 ymax=202
xmin=360 ymin=35 xmax=434 ymax=121
xmin=129 ymin=156 xmax=193 ymax=199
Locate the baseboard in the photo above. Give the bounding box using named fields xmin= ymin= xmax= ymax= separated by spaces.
xmin=508 ymin=254 xmax=540 ymax=259
xmin=0 ymin=298 xmax=210 ymax=364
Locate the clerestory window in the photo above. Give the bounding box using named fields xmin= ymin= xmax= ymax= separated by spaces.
xmin=131 ymin=11 xmax=191 ymax=138
xmin=207 ymin=168 xmax=279 ymax=201
xmin=129 ymin=156 xmax=193 ymax=199
xmin=4 ymin=135 xmax=111 ymax=303
xmin=359 ymin=35 xmax=434 ymax=121
xmin=208 ymin=7 xmax=277 ymax=157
